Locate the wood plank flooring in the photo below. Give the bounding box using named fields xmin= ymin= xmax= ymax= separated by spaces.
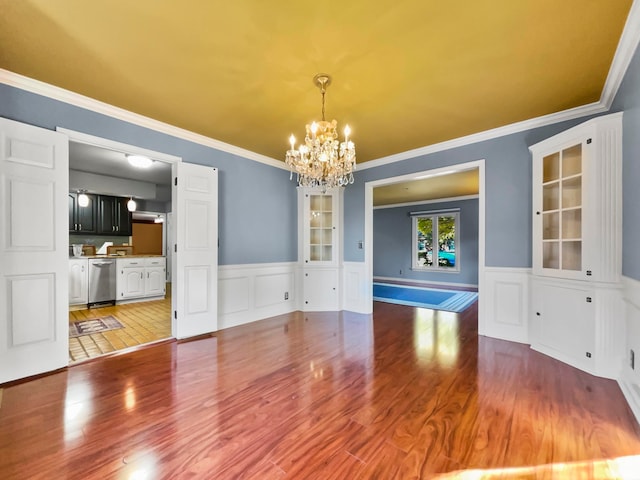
xmin=68 ymin=289 xmax=171 ymax=362
xmin=1 ymin=301 xmax=640 ymax=479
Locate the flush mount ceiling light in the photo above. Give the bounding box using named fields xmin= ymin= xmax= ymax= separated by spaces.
xmin=127 ymin=154 xmax=153 ymax=168
xmin=77 ymin=190 xmax=89 ymax=207
xmin=285 ymin=74 xmax=356 ymax=189
xmin=127 ymin=197 xmax=137 ymax=212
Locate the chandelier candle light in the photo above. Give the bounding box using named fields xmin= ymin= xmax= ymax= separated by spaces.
xmin=285 ymin=74 xmax=356 ymax=189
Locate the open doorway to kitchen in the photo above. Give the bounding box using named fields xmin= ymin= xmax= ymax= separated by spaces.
xmin=65 ymin=133 xmax=176 ymax=363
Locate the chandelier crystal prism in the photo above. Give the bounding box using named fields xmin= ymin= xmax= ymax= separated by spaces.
xmin=285 ymin=74 xmax=356 ymax=189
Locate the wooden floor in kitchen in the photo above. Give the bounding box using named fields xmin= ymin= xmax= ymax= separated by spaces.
xmin=3 ymin=300 xmax=640 ymax=479
xmin=68 ymin=286 xmax=172 ymax=363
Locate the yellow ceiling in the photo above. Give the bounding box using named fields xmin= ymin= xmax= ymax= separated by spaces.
xmin=0 ymin=1 xmax=633 ymax=163
xmin=374 ymin=169 xmax=479 ymax=206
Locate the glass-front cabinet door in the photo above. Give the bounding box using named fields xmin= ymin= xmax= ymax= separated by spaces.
xmin=300 ymin=188 xmax=340 ymax=266
xmin=534 ymin=138 xmax=586 ymax=279
xmin=308 ymin=194 xmax=333 ymax=262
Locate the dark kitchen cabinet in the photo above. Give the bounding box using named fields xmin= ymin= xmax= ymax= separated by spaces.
xmin=68 ymin=192 xmax=97 ymax=233
xmin=97 ymin=195 xmax=132 ymax=236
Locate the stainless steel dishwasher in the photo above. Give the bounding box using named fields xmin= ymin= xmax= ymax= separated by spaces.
xmin=88 ymin=258 xmax=116 ymax=307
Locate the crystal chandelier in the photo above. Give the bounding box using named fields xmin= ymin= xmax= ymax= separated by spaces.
xmin=285 ymin=74 xmax=356 ymax=189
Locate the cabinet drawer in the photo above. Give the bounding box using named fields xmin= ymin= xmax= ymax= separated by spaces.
xmin=144 ymin=257 xmax=166 ymax=267
xmin=117 ymin=258 xmax=145 ymax=268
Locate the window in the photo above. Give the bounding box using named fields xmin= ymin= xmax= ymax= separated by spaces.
xmin=412 ymin=210 xmax=459 ymax=271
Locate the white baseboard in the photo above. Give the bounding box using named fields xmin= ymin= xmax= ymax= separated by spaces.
xmin=218 ymin=262 xmax=297 ymax=330
xmin=481 ymin=267 xmax=531 ymax=343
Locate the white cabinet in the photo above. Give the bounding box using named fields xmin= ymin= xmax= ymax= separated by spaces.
xmin=117 ymin=257 xmax=166 ymax=302
xmin=145 ymin=260 xmax=166 ymax=297
xmin=119 ymin=260 xmax=145 ymax=299
xmin=531 ymin=278 xmax=595 ymax=372
xmin=529 ymin=113 xmax=623 ymax=378
xmin=303 ymin=268 xmax=339 ymax=311
xmin=69 ymin=258 xmax=88 ymax=306
xmin=298 ymin=187 xmax=343 ymax=311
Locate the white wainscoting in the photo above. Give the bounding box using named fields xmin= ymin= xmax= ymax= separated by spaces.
xmin=343 ymin=262 xmax=371 ymax=314
xmin=619 ymin=275 xmax=640 ymax=425
xmin=218 ymin=262 xmax=298 ymax=330
xmin=482 ymin=267 xmax=531 ymax=344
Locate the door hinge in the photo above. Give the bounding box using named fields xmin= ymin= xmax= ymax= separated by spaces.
xmin=586 ymin=138 xmax=592 ymax=144
xmin=174 ymin=310 xmax=177 ymax=319
xmin=586 ymin=296 xmax=592 ymax=303
xmin=586 ymin=270 xmax=592 ymax=276
xmin=174 ymin=244 xmax=177 ymax=252
xmin=174 ymin=177 xmax=178 ymax=186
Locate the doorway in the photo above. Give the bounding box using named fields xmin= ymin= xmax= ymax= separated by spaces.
xmin=364 ymin=160 xmax=487 ymax=331
xmin=63 ymin=129 xmax=178 ymax=362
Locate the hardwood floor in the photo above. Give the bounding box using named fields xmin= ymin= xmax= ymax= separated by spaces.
xmin=2 ymin=301 xmax=640 ymax=479
xmin=68 ymin=288 xmax=172 ymax=363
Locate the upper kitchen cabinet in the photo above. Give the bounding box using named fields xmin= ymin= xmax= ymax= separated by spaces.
xmin=68 ymin=192 xmax=97 ymax=233
xmin=97 ymin=195 xmax=132 ymax=236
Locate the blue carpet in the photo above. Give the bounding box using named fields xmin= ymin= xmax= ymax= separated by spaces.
xmin=373 ymin=283 xmax=478 ymax=313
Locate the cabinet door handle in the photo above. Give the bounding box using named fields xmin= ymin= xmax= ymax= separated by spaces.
xmin=117 ymin=225 xmax=119 ymax=231
xmin=536 ymin=312 xmax=540 ymax=316
xmin=79 ymin=223 xmax=82 ymax=230
xmin=112 ymin=226 xmax=115 ymax=232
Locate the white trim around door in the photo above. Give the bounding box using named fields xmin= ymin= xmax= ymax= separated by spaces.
xmin=364 ymin=160 xmax=486 ymax=331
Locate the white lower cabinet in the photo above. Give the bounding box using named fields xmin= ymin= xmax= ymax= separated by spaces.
xmin=303 ymin=268 xmax=338 ymax=311
xmin=531 ymin=278 xmax=594 ymax=372
xmin=117 ymin=257 xmax=166 ymax=302
xmin=69 ymin=258 xmax=89 ymax=306
xmin=145 ymin=265 xmax=166 ymax=296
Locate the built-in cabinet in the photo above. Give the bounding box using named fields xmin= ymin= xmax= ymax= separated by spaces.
xmin=97 ymin=195 xmax=132 ymax=236
xmin=68 ymin=193 xmax=97 ymax=233
xmin=298 ymin=187 xmax=343 ymax=311
xmin=116 ymin=257 xmax=166 ymax=302
xmin=529 ymin=112 xmax=623 ymax=378
xmin=69 ymin=258 xmax=89 ymax=306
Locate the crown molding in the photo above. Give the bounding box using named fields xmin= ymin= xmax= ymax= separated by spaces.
xmin=0 ymin=69 xmax=287 ymax=170
xmin=359 ymin=101 xmax=608 ymax=171
xmin=601 ymin=0 xmax=640 ymax=108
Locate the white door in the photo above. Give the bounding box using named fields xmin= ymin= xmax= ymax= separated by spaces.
xmin=173 ymin=163 xmax=218 ymax=339
xmin=0 ymin=117 xmax=69 ymax=383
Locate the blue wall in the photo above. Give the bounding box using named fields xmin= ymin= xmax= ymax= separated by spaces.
xmin=0 ymin=84 xmax=298 ymax=265
xmin=344 ymin=117 xmax=605 ymax=266
xmin=373 ymin=198 xmax=479 ymax=285
xmin=612 ymin=43 xmax=640 ymax=281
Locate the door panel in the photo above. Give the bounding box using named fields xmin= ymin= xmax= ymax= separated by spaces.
xmin=0 ymin=117 xmax=68 ymax=383
xmin=173 ymin=163 xmax=218 ymax=339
